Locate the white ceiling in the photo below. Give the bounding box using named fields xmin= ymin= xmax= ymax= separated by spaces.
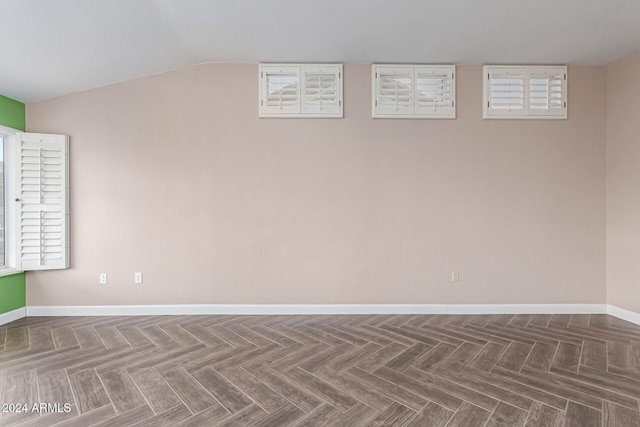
xmin=2 ymin=0 xmax=640 ymax=103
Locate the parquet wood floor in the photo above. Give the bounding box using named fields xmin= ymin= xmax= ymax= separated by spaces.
xmin=1 ymin=314 xmax=639 ymax=426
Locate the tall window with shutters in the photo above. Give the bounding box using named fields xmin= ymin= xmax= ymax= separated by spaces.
xmin=0 ymin=127 xmax=69 ymax=275
xmin=372 ymin=65 xmax=456 ymax=119
xmin=483 ymin=65 xmax=567 ymax=119
xmin=17 ymin=132 xmax=69 ymax=271
xmin=0 ymin=135 xmax=5 ymax=268
xmin=0 ymin=126 xmax=17 ymax=274
xmin=259 ymin=64 xmax=343 ymax=118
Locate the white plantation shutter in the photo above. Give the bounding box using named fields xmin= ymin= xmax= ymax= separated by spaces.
xmin=374 ymin=67 xmax=414 ymax=116
xmin=483 ymin=65 xmax=567 ymax=119
xmin=486 ymin=68 xmax=526 ymax=116
xmin=17 ymin=132 xmax=69 ymax=270
xmin=528 ymin=68 xmax=566 ymax=116
xmin=302 ymin=65 xmax=342 ymax=116
xmin=259 ymin=64 xmax=343 ymax=117
xmin=415 ymin=66 xmax=455 ymax=117
xmin=260 ymin=66 xmax=301 ymax=116
xmin=372 ymin=65 xmax=456 ymax=118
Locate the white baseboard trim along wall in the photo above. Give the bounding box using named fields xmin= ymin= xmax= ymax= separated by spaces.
xmin=0 ymin=307 xmax=27 ymax=325
xmin=25 ymin=303 xmax=608 ymax=316
xmin=1 ymin=304 xmax=638 ymax=326
xmin=606 ymin=305 xmax=640 ymax=326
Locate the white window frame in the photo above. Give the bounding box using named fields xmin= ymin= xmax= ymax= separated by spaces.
xmin=483 ymin=65 xmax=567 ymax=120
xmin=0 ymin=124 xmax=21 ymax=277
xmin=259 ymin=64 xmax=343 ymax=118
xmin=372 ymin=64 xmax=456 ymax=119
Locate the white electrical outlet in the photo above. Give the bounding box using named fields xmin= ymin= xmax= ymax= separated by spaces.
xmin=100 ymin=273 xmax=108 ymax=285
xmin=134 ymin=272 xmax=143 ymax=284
xmin=451 ymin=271 xmax=460 ymax=283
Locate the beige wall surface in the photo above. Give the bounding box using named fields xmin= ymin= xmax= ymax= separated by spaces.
xmin=607 ymin=50 xmax=640 ymax=314
xmin=26 ymin=64 xmax=607 ymax=306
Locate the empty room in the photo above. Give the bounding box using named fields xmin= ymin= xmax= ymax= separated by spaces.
xmin=1 ymin=0 xmax=640 ymax=426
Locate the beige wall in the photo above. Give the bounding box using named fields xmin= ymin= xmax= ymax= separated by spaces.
xmin=26 ymin=64 xmax=607 ymax=306
xmin=606 ymin=50 xmax=640 ymax=314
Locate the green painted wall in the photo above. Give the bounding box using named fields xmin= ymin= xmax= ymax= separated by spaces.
xmin=0 ymin=94 xmax=26 ymax=316
xmin=0 ymin=94 xmax=26 ymax=131
xmin=0 ymin=273 xmax=26 ymax=313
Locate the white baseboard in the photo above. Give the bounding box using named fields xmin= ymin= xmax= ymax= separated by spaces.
xmin=26 ymin=304 xmax=448 ymax=316
xmin=26 ymin=303 xmax=607 ymax=317
xmin=0 ymin=307 xmax=26 ymax=326
xmin=6 ymin=303 xmax=637 ymax=326
xmin=447 ymin=304 xmax=606 ymax=315
xmin=607 ymin=305 xmax=640 ymax=326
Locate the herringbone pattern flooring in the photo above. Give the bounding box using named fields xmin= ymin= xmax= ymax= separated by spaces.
xmin=1 ymin=314 xmax=640 ymax=426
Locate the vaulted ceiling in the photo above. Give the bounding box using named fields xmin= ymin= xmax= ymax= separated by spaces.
xmin=2 ymin=0 xmax=639 ymax=102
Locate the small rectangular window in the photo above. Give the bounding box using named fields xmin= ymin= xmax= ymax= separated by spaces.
xmin=483 ymin=65 xmax=567 ymax=119
xmin=372 ymin=64 xmax=456 ymax=119
xmin=259 ymin=64 xmax=343 ymax=118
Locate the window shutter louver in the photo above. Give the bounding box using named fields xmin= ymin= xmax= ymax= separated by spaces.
xmin=528 ymin=68 xmax=566 ymax=116
xmin=375 ymin=67 xmax=414 ymax=116
xmin=415 ymin=66 xmax=455 ymax=117
xmin=483 ymin=65 xmax=567 ymax=119
xmin=260 ymin=66 xmax=301 ymax=116
xmin=17 ymin=132 xmax=69 ymax=271
xmin=487 ymin=68 xmax=526 ymax=116
xmin=301 ymin=65 xmax=342 ymax=116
